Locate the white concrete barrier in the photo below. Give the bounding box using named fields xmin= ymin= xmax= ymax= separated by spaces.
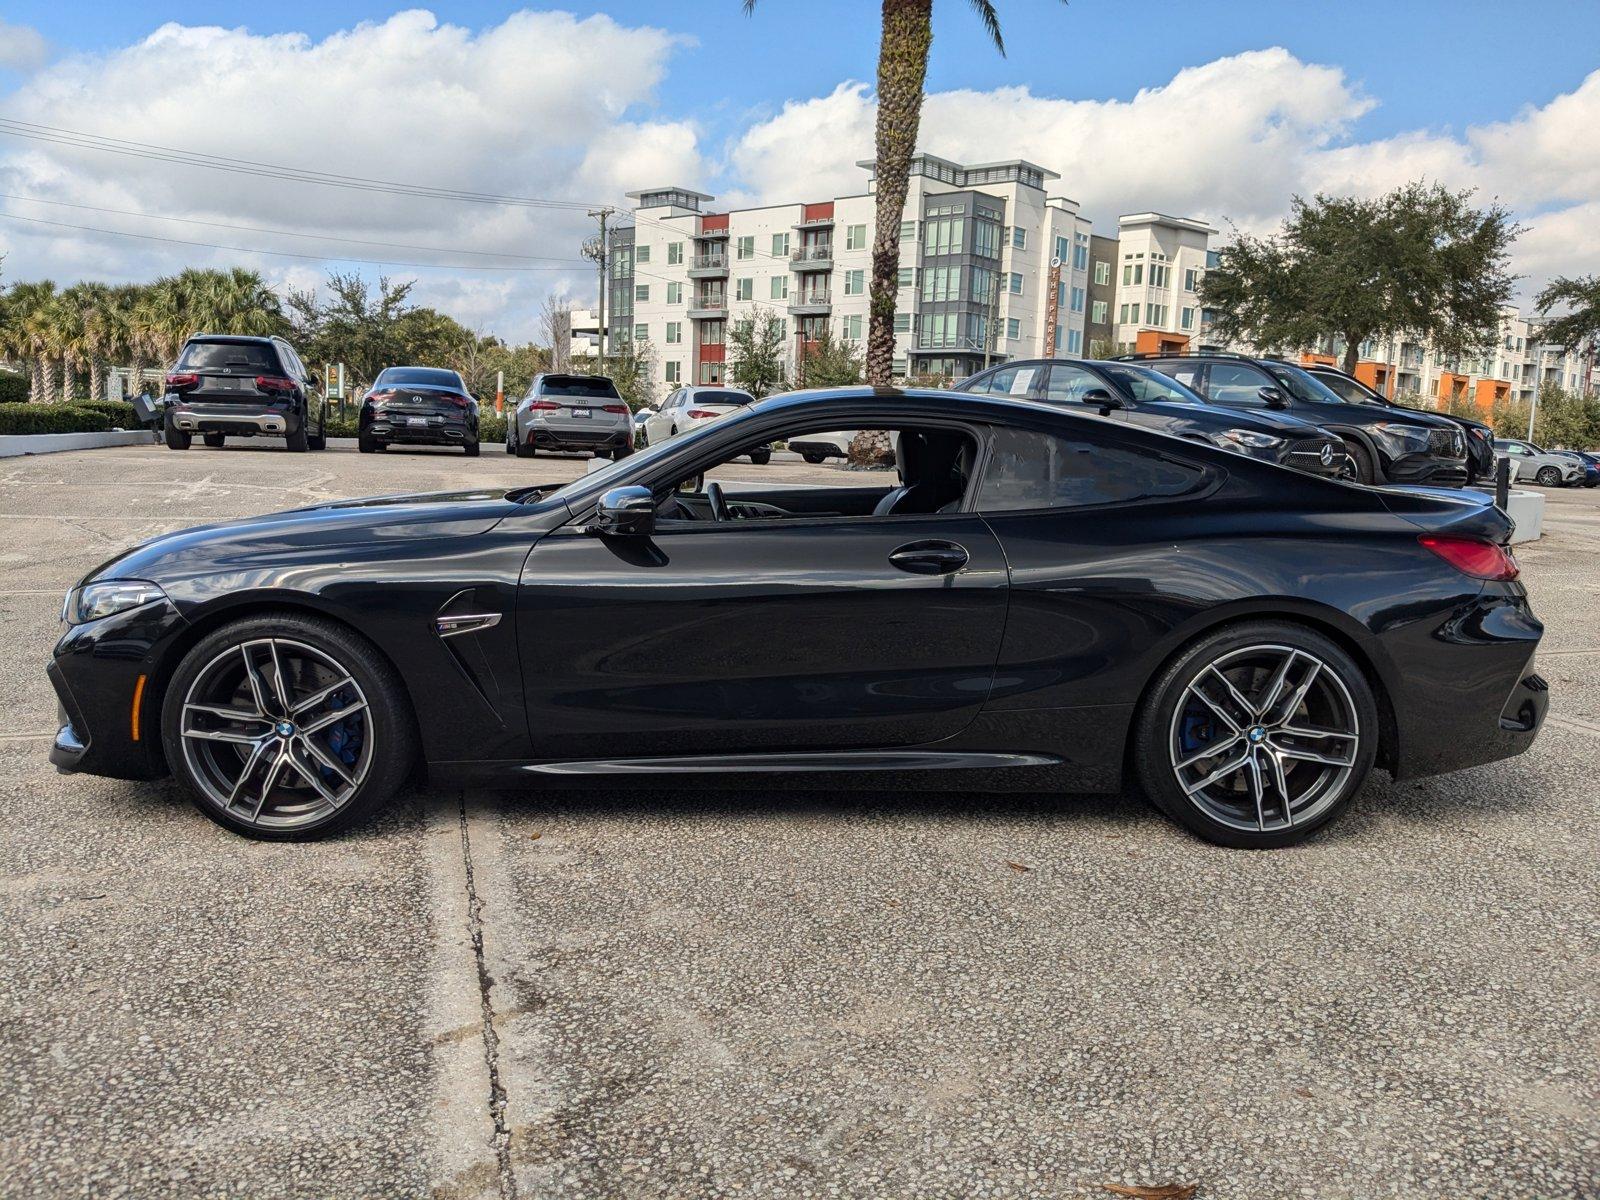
xmin=1504 ymin=488 xmax=1545 ymax=544
xmin=0 ymin=430 xmax=154 ymax=458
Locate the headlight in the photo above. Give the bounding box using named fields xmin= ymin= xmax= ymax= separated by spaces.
xmin=63 ymin=580 xmax=167 ymax=625
xmin=1212 ymin=428 xmax=1284 ymax=452
xmin=1369 ymin=421 xmax=1433 ymax=451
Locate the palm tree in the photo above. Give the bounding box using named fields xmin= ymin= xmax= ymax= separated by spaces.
xmin=61 ymin=282 xmax=115 ymax=401
xmin=743 ymin=0 xmax=1061 ymax=387
xmin=0 ymin=280 xmax=57 ymax=400
xmin=19 ymin=282 xmax=61 ymax=402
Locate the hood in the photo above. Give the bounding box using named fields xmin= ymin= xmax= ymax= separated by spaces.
xmin=1215 ymin=407 xmax=1337 ymax=438
xmin=84 ymin=488 xmax=527 ymax=586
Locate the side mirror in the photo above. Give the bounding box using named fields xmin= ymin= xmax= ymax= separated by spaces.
xmin=1257 ymin=386 xmax=1287 ymax=408
xmin=593 ymin=486 xmax=655 ymax=536
xmin=1083 ymin=387 xmax=1121 ymax=409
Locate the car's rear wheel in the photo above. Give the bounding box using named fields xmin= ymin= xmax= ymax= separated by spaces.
xmin=750 ymin=448 xmax=772 ymax=465
xmin=285 ymin=421 xmax=309 ymax=453
xmin=1535 ymin=465 xmax=1561 ymax=487
xmin=611 ymin=443 xmax=633 ymax=461
xmin=464 ymin=436 xmax=480 ymax=457
xmin=203 ymin=432 xmax=225 ymax=448
xmin=802 ymin=451 xmax=826 ymax=464
xmin=164 ymin=413 xmax=191 ymax=450
xmin=160 ymin=613 xmax=415 ymax=841
xmin=1133 ymin=621 xmax=1378 ymax=848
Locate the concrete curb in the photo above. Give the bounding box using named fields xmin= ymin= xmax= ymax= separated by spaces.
xmin=0 ymin=430 xmax=155 ymax=458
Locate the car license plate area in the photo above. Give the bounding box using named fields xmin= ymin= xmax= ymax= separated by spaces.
xmin=570 ymin=408 xmax=591 ymax=419
xmin=407 ymin=417 xmax=429 ymax=427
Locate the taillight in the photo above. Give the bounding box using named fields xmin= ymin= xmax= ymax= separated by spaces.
xmin=445 ymin=393 xmax=470 ymax=409
xmin=527 ymin=399 xmax=561 ymax=411
xmin=368 ymin=389 xmax=395 ymax=404
xmin=165 ymin=372 xmax=199 ymax=392
xmin=688 ymin=409 xmax=721 ymax=419
xmin=601 ymin=404 xmax=628 ymax=414
xmin=255 ymin=375 xmax=296 ymax=394
xmin=1419 ymin=535 xmax=1519 ymax=581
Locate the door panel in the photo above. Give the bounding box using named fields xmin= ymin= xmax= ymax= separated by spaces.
xmin=517 ymin=516 xmax=1009 ymax=759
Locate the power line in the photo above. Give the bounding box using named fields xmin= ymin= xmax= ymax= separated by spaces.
xmin=0 ymin=191 xmax=587 ymax=263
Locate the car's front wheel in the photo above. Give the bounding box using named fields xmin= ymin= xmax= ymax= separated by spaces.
xmin=1535 ymin=465 xmax=1561 ymax=487
xmin=1339 ymin=440 xmax=1374 ymax=484
xmin=160 ymin=612 xmax=415 ymax=840
xmin=1133 ymin=621 xmax=1378 ymax=848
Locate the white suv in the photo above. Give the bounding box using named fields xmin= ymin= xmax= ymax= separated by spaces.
xmin=1494 ymin=439 xmax=1582 ymax=487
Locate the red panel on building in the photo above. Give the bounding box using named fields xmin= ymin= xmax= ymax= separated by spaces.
xmin=699 ymin=344 xmax=726 ymax=364
xmin=802 ymin=202 xmax=834 ymax=222
xmin=699 ymin=213 xmax=729 ymax=232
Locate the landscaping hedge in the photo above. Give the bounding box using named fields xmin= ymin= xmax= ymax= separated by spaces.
xmin=0 ymin=405 xmax=113 ymax=435
xmin=0 ymin=375 xmax=29 ymax=404
xmin=68 ymin=399 xmax=141 ymax=428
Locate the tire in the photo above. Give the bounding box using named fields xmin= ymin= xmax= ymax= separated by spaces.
xmin=802 ymin=451 xmax=826 ymax=465
xmin=357 ymin=432 xmax=381 ymax=454
xmin=1340 ymin=440 xmax=1374 ymax=484
xmin=611 ymin=443 xmax=633 ymax=461
xmin=514 ymin=426 xmax=535 ymax=458
xmin=1131 ymin=620 xmax=1378 ymax=849
xmin=159 ymin=611 xmax=417 ymax=841
xmin=750 ymin=449 xmax=772 ymax=465
xmin=1535 ymin=466 xmax=1561 ymax=487
xmin=285 ymin=420 xmax=309 ymax=453
xmin=307 ymin=412 xmax=327 ymax=451
xmin=464 ymin=437 xmax=480 ymax=457
xmin=505 ymin=424 xmax=516 ymax=455
xmin=164 ymin=413 xmax=191 ymax=451
xmin=203 ymin=432 xmax=225 ymax=448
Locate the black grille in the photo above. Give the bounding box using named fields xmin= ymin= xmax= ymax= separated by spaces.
xmin=1283 ymin=438 xmax=1343 ymax=473
xmin=1428 ymin=428 xmax=1465 ymax=457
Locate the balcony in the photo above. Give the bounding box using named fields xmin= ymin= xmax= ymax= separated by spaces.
xmin=687 ymin=253 xmax=729 ymax=279
xmin=695 ymin=226 xmax=729 ymax=241
xmin=795 ymin=214 xmax=835 ymax=230
xmin=791 ymin=245 xmax=834 ymax=272
xmin=687 ymin=295 xmax=728 ymax=320
xmin=787 ymin=293 xmax=832 ymax=316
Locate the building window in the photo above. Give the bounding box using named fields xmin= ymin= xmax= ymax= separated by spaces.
xmin=736 ymin=278 xmax=753 ymax=301
xmin=843 ymin=314 xmax=863 ymax=341
xmin=1150 ymin=264 xmax=1170 ymax=290
xmin=1183 ymin=267 xmax=1199 ymax=291
xmin=1094 ymin=260 xmax=1110 ymax=286
xmin=1007 ymin=317 xmax=1021 ymax=340
xmin=667 ymin=242 xmax=683 ymax=265
xmin=635 ymin=284 xmax=649 ymax=302
xmin=665 ymin=361 xmax=681 ymax=383
xmin=1008 ymin=272 xmax=1023 ymax=295
xmin=1180 ymin=307 xmax=1194 ymax=330
xmin=897 ymin=267 xmax=914 ymax=288
xmin=770 ymin=275 xmax=788 ymax=300
xmin=700 ymin=320 xmax=725 ymax=346
xmin=846 ymin=223 xmax=867 ymax=250
xmin=900 ymin=220 xmax=917 ymax=242
xmin=922 ymin=265 xmax=959 ymax=302
xmin=736 ymin=236 xmax=755 ymax=260
xmin=771 ymin=232 xmax=790 ymax=257
xmin=926 ymin=217 xmax=965 ymax=256
xmin=893 ymin=312 xmax=912 ymax=333
xmin=1012 ymin=226 xmax=1026 ymax=250
xmin=633 ymin=322 xmax=648 ymax=342
xmin=666 ymin=282 xmax=682 ymax=304
xmin=665 ymin=322 xmax=682 ymax=344
xmin=1067 ymin=329 xmax=1082 ymax=355
xmin=635 ymin=245 xmax=650 ymax=264
xmin=844 ymin=269 xmax=865 ymax=295
xmin=1070 ymin=286 xmax=1085 ymax=313
xmin=1091 ymin=299 xmax=1108 ymax=324
xmin=1073 ymin=244 xmax=1088 ymax=270
xmin=892 ymin=356 xmax=908 ymax=376
xmin=1145 ymin=303 xmax=1166 ymax=325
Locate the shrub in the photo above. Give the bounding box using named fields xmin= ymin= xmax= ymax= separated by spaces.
xmin=0 ymin=374 xmax=29 ymax=404
xmin=69 ymin=399 xmax=141 ymax=428
xmin=0 ymin=405 xmax=113 ymax=435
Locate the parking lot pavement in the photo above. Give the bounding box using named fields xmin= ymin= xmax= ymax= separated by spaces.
xmin=1 ymin=443 xmax=1596 ymax=1199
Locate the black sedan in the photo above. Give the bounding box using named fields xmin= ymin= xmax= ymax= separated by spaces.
xmin=358 ymin=366 xmax=480 ymax=455
xmin=48 ymin=387 xmax=1546 ymax=848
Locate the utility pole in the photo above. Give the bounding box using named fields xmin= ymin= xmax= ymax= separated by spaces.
xmin=1528 ymin=341 xmax=1543 ymax=443
xmin=582 ymin=207 xmax=614 ymax=374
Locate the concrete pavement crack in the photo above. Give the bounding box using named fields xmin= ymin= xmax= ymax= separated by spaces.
xmin=458 ymin=792 xmax=519 ymax=1200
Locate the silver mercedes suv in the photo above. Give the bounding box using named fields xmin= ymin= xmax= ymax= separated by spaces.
xmin=506 ymin=373 xmax=634 ymax=459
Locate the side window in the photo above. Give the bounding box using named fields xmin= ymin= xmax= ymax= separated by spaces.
xmin=1155 ymin=361 xmax=1203 ymax=393
xmin=983 ymin=364 xmax=1041 ymax=398
xmin=1042 ymin=365 xmax=1103 ymax=404
xmin=976 ymin=427 xmax=1204 ymax=512
xmin=1204 ymin=363 xmax=1274 ymax=405
xmin=960 ymin=372 xmax=995 ymax=395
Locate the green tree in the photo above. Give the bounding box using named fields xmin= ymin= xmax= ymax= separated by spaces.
xmin=0 ymin=280 xmax=57 ymax=400
xmin=797 ymin=325 xmax=864 ymax=387
xmin=286 ymin=272 xmax=415 ymax=389
xmin=743 ymin=0 xmax=1063 ymax=385
xmin=727 ymin=307 xmax=789 ymax=397
xmin=1200 ymin=183 xmax=1520 ymax=373
xmin=603 ymin=339 xmax=657 ymax=410
xmin=1534 ymin=274 xmax=1600 ymax=354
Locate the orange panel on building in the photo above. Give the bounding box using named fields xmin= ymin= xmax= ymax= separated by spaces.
xmin=1134 ymin=330 xmax=1190 ymax=355
xmin=1299 ymin=353 xmax=1336 ymax=367
xmin=1352 ymin=361 xmax=1392 ymax=397
xmin=1472 ymin=378 xmax=1509 ymax=412
xmin=801 ymin=202 xmax=834 ymax=223
xmin=699 ymin=213 xmax=729 ymax=233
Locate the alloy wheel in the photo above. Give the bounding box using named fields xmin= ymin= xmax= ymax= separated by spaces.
xmin=1168 ymin=643 xmax=1360 ymax=833
xmin=178 ymin=637 xmax=373 ymax=830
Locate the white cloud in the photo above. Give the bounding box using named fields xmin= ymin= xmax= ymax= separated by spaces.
xmin=0 ymin=9 xmax=700 ymax=341
xmin=0 ymin=20 xmax=48 ymax=71
xmin=724 ymin=50 xmax=1600 ymax=299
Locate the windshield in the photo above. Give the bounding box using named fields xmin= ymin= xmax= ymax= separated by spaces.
xmin=1100 ymin=364 xmax=1200 ymax=404
xmin=378 ymin=367 xmax=462 ymax=389
xmin=1263 ymin=362 xmax=1355 ymax=404
xmin=539 ymin=375 xmax=620 ymax=398
xmin=536 ymin=416 xmax=729 ymax=506
xmin=178 ymin=341 xmax=278 ymax=374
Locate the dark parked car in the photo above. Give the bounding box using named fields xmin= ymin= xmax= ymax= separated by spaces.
xmin=508 ymin=372 xmax=633 ymax=459
xmin=50 ymin=387 xmax=1545 ymax=849
xmin=956 ymin=358 xmax=1348 ymax=478
xmin=1125 ymin=353 xmax=1469 ymax=486
xmin=358 ymin=366 xmax=480 ymax=455
xmin=152 ymin=334 xmax=325 ymax=452
xmin=1305 ymin=364 xmax=1498 ymax=485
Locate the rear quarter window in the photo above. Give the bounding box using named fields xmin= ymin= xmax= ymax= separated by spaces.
xmin=177 ymin=342 xmax=279 ymax=374
xmin=977 ymin=427 xmax=1204 ymax=512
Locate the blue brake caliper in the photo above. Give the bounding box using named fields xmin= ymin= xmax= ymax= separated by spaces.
xmin=320 ymin=694 xmax=364 ymax=780
xmin=1179 ymin=712 xmax=1213 ymax=757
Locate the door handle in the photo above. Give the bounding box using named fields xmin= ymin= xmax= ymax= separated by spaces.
xmin=888 ymin=540 xmax=969 ymax=575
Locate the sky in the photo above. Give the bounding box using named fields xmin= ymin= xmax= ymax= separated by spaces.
xmin=1 ymin=1 xmax=1598 ymax=342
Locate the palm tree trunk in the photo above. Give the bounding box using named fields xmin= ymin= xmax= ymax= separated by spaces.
xmin=40 ymin=358 xmax=57 ymax=404
xmin=29 ymin=358 xmax=44 ymax=402
xmin=89 ymin=359 xmax=105 ymax=403
xmin=60 ymin=361 xmax=73 ymax=404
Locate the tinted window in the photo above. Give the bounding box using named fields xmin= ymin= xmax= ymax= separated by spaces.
xmin=1264 ymin=363 xmax=1351 ymax=404
xmin=1313 ymin=372 xmax=1377 ymax=404
xmin=977 ymin=428 xmax=1203 ymax=512
xmin=1101 ymin=365 xmax=1199 ymax=404
xmin=689 ymin=390 xmax=753 ymax=406
xmin=1204 ymin=363 xmax=1274 ymax=404
xmin=982 ymin=364 xmax=1043 ymax=398
xmin=1153 ymin=360 xmax=1204 ymax=393
xmin=177 ymin=341 xmax=278 ymax=374
xmin=537 ymin=375 xmax=621 ymax=398
xmin=379 ymin=367 xmax=463 ymax=389
xmin=1042 ymin=364 xmax=1104 ymax=403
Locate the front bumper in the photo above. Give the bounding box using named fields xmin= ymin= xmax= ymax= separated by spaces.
xmin=168 ymin=401 xmax=300 ymax=437
xmin=47 ymin=598 xmax=189 ymax=780
xmin=1383 ymin=452 xmax=1470 ymax=487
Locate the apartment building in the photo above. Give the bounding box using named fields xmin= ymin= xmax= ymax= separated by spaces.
xmin=1108 ymin=213 xmax=1218 ymax=355
xmin=606 ymin=156 xmax=1095 ymax=386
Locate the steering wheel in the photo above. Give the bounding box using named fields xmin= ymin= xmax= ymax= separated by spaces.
xmin=704 ymin=480 xmax=729 ymax=522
